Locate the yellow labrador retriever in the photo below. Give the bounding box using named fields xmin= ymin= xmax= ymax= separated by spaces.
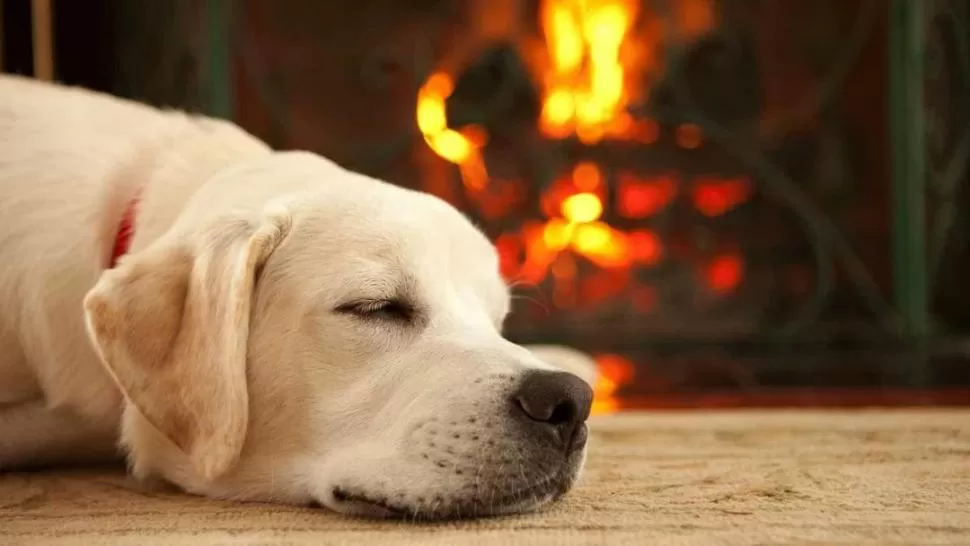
xmin=0 ymin=75 xmax=598 ymax=519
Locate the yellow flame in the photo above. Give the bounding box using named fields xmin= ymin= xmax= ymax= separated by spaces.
xmin=572 ymin=221 xmax=612 ymax=252
xmin=416 ymin=72 xmax=489 ymax=190
xmin=591 ymin=375 xmax=621 ymax=414
xmin=417 ymin=0 xmax=719 ymax=188
xmin=543 ymin=219 xmax=574 ymax=250
xmin=539 ymin=0 xmax=639 ymax=143
xmin=562 ymin=192 xmax=604 ymax=223
xmin=546 ymin=3 xmax=585 ymax=73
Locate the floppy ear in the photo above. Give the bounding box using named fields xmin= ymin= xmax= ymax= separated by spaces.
xmin=83 ymin=208 xmax=291 ymax=482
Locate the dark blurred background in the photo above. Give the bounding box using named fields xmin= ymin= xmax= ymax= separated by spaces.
xmin=4 ymin=0 xmax=969 ymax=409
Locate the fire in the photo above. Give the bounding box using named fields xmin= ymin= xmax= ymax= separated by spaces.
xmin=539 ymin=0 xmax=640 ymax=143
xmin=572 ymin=161 xmax=603 ymax=190
xmin=692 ymin=177 xmax=752 ymax=217
xmin=618 ymin=173 xmax=677 ymax=218
xmin=512 ymin=162 xmax=666 ymax=281
xmin=415 ymin=1 xmax=727 ymax=414
xmin=416 ymin=73 xmax=488 ymax=190
xmin=592 ymin=354 xmax=636 ymax=414
xmin=561 ymin=192 xmax=604 ymax=223
xmin=706 ymin=252 xmax=745 ymax=294
xmin=674 ymin=123 xmax=704 ymax=149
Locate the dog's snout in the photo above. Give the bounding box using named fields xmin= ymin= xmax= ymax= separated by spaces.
xmin=512 ymin=371 xmax=593 ymax=450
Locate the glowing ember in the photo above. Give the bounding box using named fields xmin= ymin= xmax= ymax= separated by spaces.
xmin=674 ymin=123 xmax=704 ymax=149
xmin=633 ymin=118 xmax=660 ymax=143
xmin=627 ymin=229 xmax=663 ymax=264
xmin=692 ymin=177 xmax=753 ymax=217
xmin=706 ymin=252 xmax=745 ymax=294
xmin=618 ymin=173 xmax=678 ymax=218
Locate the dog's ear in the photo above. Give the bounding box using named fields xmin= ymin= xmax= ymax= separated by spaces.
xmin=83 ymin=208 xmax=291 ymax=482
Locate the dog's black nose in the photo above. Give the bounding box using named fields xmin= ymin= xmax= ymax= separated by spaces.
xmin=512 ymin=370 xmax=593 ymax=451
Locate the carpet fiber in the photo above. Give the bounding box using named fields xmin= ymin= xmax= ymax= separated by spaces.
xmin=2 ymin=410 xmax=969 ymax=545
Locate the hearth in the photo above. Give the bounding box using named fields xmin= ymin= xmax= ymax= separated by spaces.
xmin=49 ymin=0 xmax=970 ymax=409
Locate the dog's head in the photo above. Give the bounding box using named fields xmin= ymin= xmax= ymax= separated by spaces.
xmin=82 ymin=152 xmax=592 ymax=519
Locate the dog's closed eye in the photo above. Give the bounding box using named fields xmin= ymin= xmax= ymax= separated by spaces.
xmin=336 ymin=299 xmax=415 ymax=322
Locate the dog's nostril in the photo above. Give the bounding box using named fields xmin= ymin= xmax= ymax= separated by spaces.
xmin=511 ymin=370 xmax=593 ymax=450
xmin=517 ymin=395 xmax=578 ymax=426
xmin=548 ymin=399 xmax=578 ymax=426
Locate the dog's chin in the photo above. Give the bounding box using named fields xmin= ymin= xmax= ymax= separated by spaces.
xmin=327 ymin=476 xmax=573 ymax=521
xmin=324 ymin=456 xmax=585 ymax=521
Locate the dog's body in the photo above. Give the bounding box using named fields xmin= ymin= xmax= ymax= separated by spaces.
xmin=0 ymin=75 xmax=275 ymax=468
xmin=0 ymin=75 xmax=595 ymax=519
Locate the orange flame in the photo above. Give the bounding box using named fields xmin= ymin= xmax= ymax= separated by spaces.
xmin=416 ymin=73 xmax=489 ymax=190
xmin=504 ymin=162 xmax=672 ymax=285
xmin=539 ymin=0 xmax=640 ymax=143
xmin=592 ymin=354 xmax=635 ymax=414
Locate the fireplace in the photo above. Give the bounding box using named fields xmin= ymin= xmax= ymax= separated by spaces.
xmin=406 ymin=0 xmax=769 ymax=413
xmin=49 ymin=0 xmax=970 ymax=409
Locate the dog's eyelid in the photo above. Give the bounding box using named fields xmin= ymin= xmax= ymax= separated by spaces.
xmin=334 ymin=297 xmax=399 ymax=311
xmin=334 ymin=298 xmax=416 ymax=322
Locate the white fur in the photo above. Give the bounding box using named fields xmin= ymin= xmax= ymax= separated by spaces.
xmin=0 ymin=75 xmax=595 ymax=519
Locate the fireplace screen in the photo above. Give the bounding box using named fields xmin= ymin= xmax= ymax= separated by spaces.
xmin=61 ymin=0 xmax=970 ymax=409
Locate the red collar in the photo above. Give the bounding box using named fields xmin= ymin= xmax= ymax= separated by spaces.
xmin=110 ymin=194 xmax=140 ymax=268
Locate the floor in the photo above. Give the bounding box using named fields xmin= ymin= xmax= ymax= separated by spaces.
xmin=2 ymin=410 xmax=969 ymax=545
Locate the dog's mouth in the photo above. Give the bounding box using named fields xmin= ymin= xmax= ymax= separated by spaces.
xmin=329 ymin=472 xmax=575 ymax=521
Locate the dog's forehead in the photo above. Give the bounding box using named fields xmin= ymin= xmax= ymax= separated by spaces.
xmin=225 ymin=152 xmax=494 ymax=263
xmin=268 ymin=181 xmax=505 ymax=304
xmin=297 ymin=184 xmax=493 ymax=259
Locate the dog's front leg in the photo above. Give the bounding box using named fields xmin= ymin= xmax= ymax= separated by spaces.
xmin=0 ymin=400 xmax=121 ymax=470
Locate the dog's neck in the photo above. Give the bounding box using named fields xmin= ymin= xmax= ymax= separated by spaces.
xmin=100 ymin=116 xmax=273 ymax=269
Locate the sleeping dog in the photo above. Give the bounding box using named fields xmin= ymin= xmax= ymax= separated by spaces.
xmin=0 ymin=75 xmax=596 ymax=519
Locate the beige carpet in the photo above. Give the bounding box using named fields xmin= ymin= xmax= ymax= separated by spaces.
xmin=1 ymin=410 xmax=969 ymax=545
